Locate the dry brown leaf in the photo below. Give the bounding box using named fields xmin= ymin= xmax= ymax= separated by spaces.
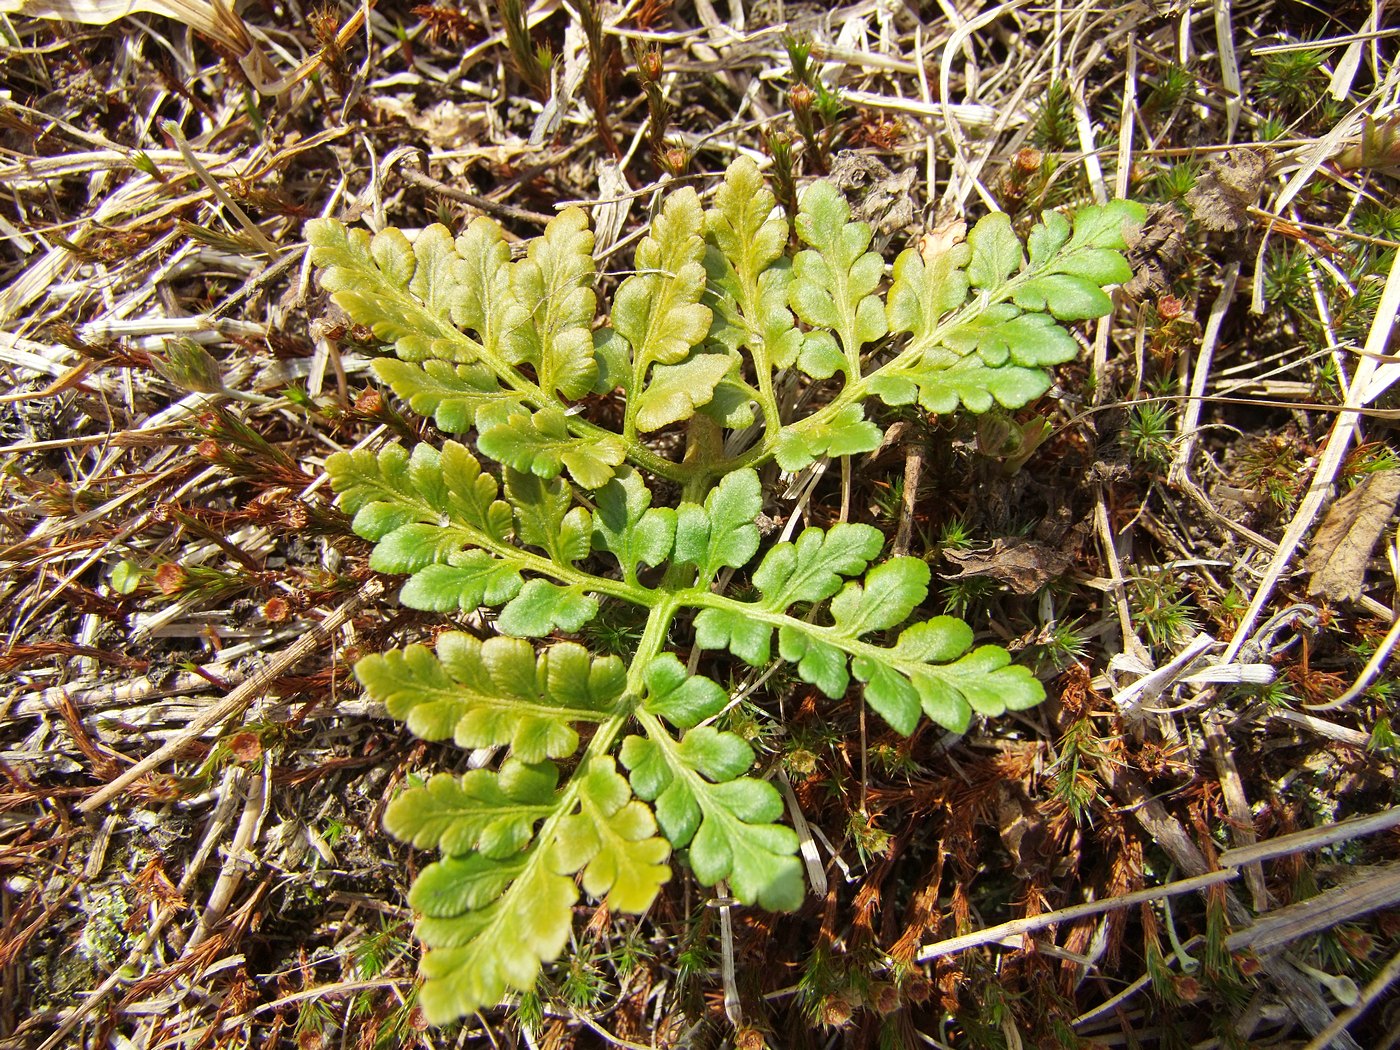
xmin=1124 ymin=203 xmax=1189 ymax=298
xmin=1304 ymin=469 xmax=1400 ymax=602
xmin=996 ymin=782 xmax=1049 ymax=880
xmin=1185 ymin=148 xmax=1271 ymax=232
xmin=942 ymin=537 xmax=1074 ymax=595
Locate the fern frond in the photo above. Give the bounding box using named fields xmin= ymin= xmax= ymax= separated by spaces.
xmin=306 ymin=158 xmax=1146 ymax=1026
xmin=358 ymin=634 xmax=625 ymax=760
xmin=789 ymin=181 xmax=888 ymax=376
xmin=621 ymin=717 xmax=802 ymax=911
xmin=875 ymin=202 xmax=1146 ymax=415
xmin=308 ymin=220 xmax=485 ymax=366
xmin=692 ymin=526 xmax=1044 ymax=735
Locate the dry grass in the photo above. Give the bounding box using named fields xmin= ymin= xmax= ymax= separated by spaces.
xmin=2 ymin=0 xmax=1400 ymax=1047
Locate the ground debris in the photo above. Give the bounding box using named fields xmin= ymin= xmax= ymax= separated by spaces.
xmin=1304 ymin=469 xmax=1400 ymax=602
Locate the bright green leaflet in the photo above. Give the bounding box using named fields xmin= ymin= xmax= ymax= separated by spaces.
xmin=312 ymin=158 xmax=1143 ymax=1022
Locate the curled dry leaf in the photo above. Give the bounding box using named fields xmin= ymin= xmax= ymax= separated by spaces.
xmin=1304 ymin=469 xmax=1400 ymax=602
xmin=1123 ymin=203 xmax=1189 ymax=298
xmin=1185 ymin=148 xmax=1272 ymax=232
xmin=942 ymin=537 xmax=1075 ymax=595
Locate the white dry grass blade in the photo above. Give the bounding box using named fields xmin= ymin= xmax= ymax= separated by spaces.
xmin=1222 ymin=233 xmax=1400 ymax=663
xmin=1171 ymin=260 xmax=1240 ymax=484
xmin=0 ymin=0 xmax=281 ymax=88
xmin=1212 ymin=0 xmax=1241 ymax=142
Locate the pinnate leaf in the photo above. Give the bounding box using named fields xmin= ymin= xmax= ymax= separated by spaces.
xmin=703 ymin=158 xmax=799 ymax=372
xmin=967 ymin=212 xmax=1024 ymax=289
xmin=868 ymin=353 xmax=1055 ymax=415
xmin=689 ymin=779 xmax=803 ymax=910
xmin=478 ymin=404 xmax=626 ymax=489
xmin=642 ymin=655 xmax=727 ymax=730
xmin=386 ymin=759 xmax=557 ymax=857
xmin=496 ymin=580 xmax=598 ymax=638
xmin=329 ymin=442 xmax=528 ymax=614
xmin=357 ymin=633 xmax=623 ymax=761
xmin=752 ymin=523 xmax=885 ymax=607
xmin=790 ymin=181 xmax=888 ymax=366
xmin=505 ymin=469 xmax=591 ymax=566
xmin=673 ymin=468 xmax=762 ymax=583
xmin=634 ymin=353 xmax=735 ymax=432
xmin=613 ymin=189 xmax=711 ymax=369
xmin=829 ymin=558 xmax=931 ymax=635
xmin=942 ymin=308 xmax=1080 ymax=367
xmin=450 ymin=215 xmax=517 ymax=347
xmin=509 ymin=207 xmax=599 ymax=400
xmin=414 ymin=863 xmax=577 ymax=1024
xmin=773 ymin=404 xmax=882 ymax=472
xmin=706 ymin=157 xmax=787 ymax=288
xmin=398 ymin=552 xmax=523 ymax=613
xmin=328 ymin=441 xmax=513 ymax=544
xmin=592 ymin=468 xmax=676 ymax=580
xmin=619 ymin=729 xmax=802 ymax=910
xmin=309 ymin=220 xmax=478 ymax=364
xmin=373 ymin=358 xmax=517 ymax=434
xmin=887 ymin=236 xmax=971 ymax=340
xmin=549 ymin=757 xmax=671 ymax=912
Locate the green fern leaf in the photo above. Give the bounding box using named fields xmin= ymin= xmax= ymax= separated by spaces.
xmin=941 ymin=307 xmax=1080 ymax=368
xmin=633 ymin=352 xmax=736 ymax=432
xmin=386 ymin=759 xmax=558 ymax=857
xmin=449 ymin=215 xmax=518 ymax=352
xmin=886 ymin=234 xmax=971 ymax=338
xmin=620 ymin=725 xmax=802 ymax=910
xmin=496 ymin=579 xmax=599 ymax=637
xmin=673 ymin=468 xmax=762 ymax=584
xmin=357 ymin=634 xmax=624 ymax=760
xmin=592 ymin=469 xmax=676 ymax=583
xmin=694 ymin=551 xmax=1044 ymax=736
xmin=509 ymin=207 xmax=599 ymax=400
xmin=702 ymin=158 xmax=799 ymax=372
xmin=478 ymin=405 xmax=626 ymax=489
xmin=328 ymin=442 xmax=513 ymax=545
xmin=1012 ymin=274 xmax=1114 ymax=320
xmin=789 ymin=181 xmax=888 ymax=373
xmin=613 ymin=189 xmax=711 ymax=370
xmin=308 ymin=220 xmax=479 ymax=364
xmin=1026 ymin=209 xmax=1072 ymax=266
xmin=550 ymin=757 xmax=671 ymax=912
xmin=398 ymin=553 xmax=524 ymax=613
xmin=1062 ymin=199 xmax=1147 ymax=252
xmin=966 ymin=212 xmax=1024 ymax=289
xmin=868 ymin=348 xmax=1057 ymax=415
xmin=328 ymin=442 xmax=529 ymax=613
xmin=373 ymin=358 xmax=519 ymax=434
xmin=408 ymin=852 xmax=525 ymax=915
xmin=828 ymin=557 xmax=932 ymax=635
xmin=641 ymin=655 xmax=728 ymax=730
xmin=772 ymin=404 xmax=882 ymax=472
xmin=414 ymin=862 xmax=578 ymax=1024
xmin=751 ymin=523 xmax=885 ymax=607
xmin=505 ymin=469 xmax=591 ymax=566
